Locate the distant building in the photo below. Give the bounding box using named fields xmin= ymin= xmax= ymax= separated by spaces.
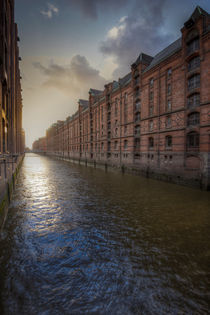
xmin=0 ymin=0 xmax=24 ymax=155
xmin=33 ymin=7 xmax=210 ymax=189
xmin=32 ymin=137 xmax=47 ymax=153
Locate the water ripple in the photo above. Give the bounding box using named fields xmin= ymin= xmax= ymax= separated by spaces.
xmin=0 ymin=154 xmax=210 ymax=315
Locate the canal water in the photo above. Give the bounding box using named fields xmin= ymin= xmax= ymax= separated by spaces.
xmin=0 ymin=154 xmax=209 ymax=315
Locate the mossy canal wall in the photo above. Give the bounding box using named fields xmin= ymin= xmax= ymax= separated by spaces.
xmin=0 ymin=155 xmax=24 ymax=230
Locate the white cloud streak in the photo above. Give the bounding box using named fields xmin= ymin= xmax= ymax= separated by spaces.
xmin=41 ymin=3 xmax=59 ymax=19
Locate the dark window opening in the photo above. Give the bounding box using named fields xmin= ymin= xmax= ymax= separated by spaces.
xmin=187 ymin=112 xmax=200 ymax=126
xmin=166 ymin=135 xmax=172 ymax=148
xmin=187 ymin=93 xmax=200 ymax=108
xmin=187 ymin=132 xmax=199 ymax=148
xmin=149 ymin=137 xmax=154 ymax=149
xmin=188 ymin=56 xmax=200 ymax=72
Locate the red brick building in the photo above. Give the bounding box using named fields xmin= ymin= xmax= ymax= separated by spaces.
xmin=0 ymin=0 xmax=24 ymax=156
xmin=34 ymin=7 xmax=210 ymax=189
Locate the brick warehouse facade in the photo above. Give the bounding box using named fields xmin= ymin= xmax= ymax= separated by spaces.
xmin=33 ymin=7 xmax=210 ymax=189
xmin=0 ymin=0 xmax=24 ymax=155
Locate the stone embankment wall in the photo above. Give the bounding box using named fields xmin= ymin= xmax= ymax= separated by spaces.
xmin=0 ymin=155 xmax=24 ymax=229
xmin=43 ymin=152 xmax=209 ymax=190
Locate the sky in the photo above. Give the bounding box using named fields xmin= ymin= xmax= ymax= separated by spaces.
xmin=15 ymin=0 xmax=210 ymax=148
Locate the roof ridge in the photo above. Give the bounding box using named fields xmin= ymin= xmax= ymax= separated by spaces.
xmin=144 ymin=37 xmax=182 ymax=72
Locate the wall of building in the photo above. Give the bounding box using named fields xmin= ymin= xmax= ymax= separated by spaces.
xmin=33 ymin=7 xmax=210 ymax=190
xmin=0 ymin=0 xmax=25 ymax=227
xmin=0 ymin=0 xmax=24 ymax=156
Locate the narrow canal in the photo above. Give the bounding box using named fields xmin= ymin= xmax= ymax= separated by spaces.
xmin=0 ymin=154 xmax=209 ymax=315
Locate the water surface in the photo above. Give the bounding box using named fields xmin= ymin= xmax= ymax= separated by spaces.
xmin=0 ymin=154 xmax=209 ymax=314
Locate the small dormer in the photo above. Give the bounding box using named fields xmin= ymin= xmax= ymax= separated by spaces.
xmin=89 ymin=88 xmax=103 ymax=106
xmin=182 ymin=6 xmax=210 ymax=56
xmin=78 ymin=99 xmax=89 ymax=113
xmin=131 ymin=53 xmax=153 ymax=75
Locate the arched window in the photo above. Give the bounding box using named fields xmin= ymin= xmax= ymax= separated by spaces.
xmin=149 ymin=137 xmax=154 ymax=149
xmin=149 ymin=78 xmax=154 ymax=87
xmin=166 ymin=116 xmax=171 ymax=128
xmin=135 ymin=112 xmax=140 ymax=122
xmin=167 ymin=68 xmax=172 ymax=78
xmin=187 ymin=132 xmax=199 ymax=148
xmin=135 ymin=101 xmax=141 ymax=111
xmin=134 ymin=69 xmax=139 ymax=77
xmin=188 ymin=74 xmax=200 ymax=91
xmin=135 ymin=88 xmax=140 ymax=99
xmin=134 ymin=138 xmax=140 ymax=149
xmin=165 ymin=135 xmax=172 ymax=148
xmin=167 ymin=84 xmax=171 ymax=95
xmin=135 ymin=125 xmax=140 ymax=136
xmin=187 ymin=93 xmax=200 ymax=108
xmin=115 ymin=98 xmax=118 ymax=116
xmin=186 ymin=29 xmax=199 ymax=55
xmin=186 ymin=29 xmax=199 ymax=42
xmin=124 ymin=93 xmax=128 ymax=104
xmin=187 ymin=112 xmax=200 ymax=126
xmin=188 ymin=56 xmax=200 ymax=72
xmin=124 ymin=140 xmax=128 ymax=149
xmin=134 ymin=76 xmax=140 ymax=86
xmin=167 ymin=99 xmax=172 ymax=111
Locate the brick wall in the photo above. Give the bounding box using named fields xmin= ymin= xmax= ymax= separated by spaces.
xmin=33 ymin=7 xmax=210 ymax=189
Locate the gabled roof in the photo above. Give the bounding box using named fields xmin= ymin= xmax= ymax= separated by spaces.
xmin=132 ymin=53 xmax=153 ymax=68
xmin=144 ymin=38 xmax=182 ymax=72
xmin=89 ymin=88 xmax=103 ymax=96
xmin=119 ymin=72 xmax=132 ymax=87
xmin=78 ymin=99 xmax=89 ymax=108
xmin=189 ymin=6 xmax=209 ymax=20
xmin=112 ymin=80 xmax=119 ymax=91
xmin=184 ymin=6 xmax=209 ymax=28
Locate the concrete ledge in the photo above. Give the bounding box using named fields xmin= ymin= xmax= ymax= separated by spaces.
xmin=0 ymin=155 xmax=24 ymax=230
xmin=40 ymin=153 xmax=209 ymax=190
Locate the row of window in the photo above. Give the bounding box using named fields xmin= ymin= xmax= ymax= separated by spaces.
xmin=88 ymin=110 xmax=200 ymax=138
xmin=149 ymin=132 xmax=199 ymax=149
xmin=148 ymin=111 xmax=200 ymax=131
xmin=148 ymin=137 xmax=173 ymax=149
xmin=65 ymin=131 xmax=200 ymax=152
xmin=105 ymin=93 xmax=200 ymax=126
xmin=106 ymin=81 xmax=199 ymax=122
xmin=149 ymin=68 xmax=172 ymax=88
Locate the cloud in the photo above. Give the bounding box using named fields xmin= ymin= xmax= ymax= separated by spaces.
xmin=41 ymin=3 xmax=59 ymax=19
xmin=64 ymin=0 xmax=128 ymax=19
xmin=33 ymin=55 xmax=106 ymax=100
xmin=100 ymin=0 xmax=174 ymax=77
xmin=99 ymin=0 xmax=210 ymax=78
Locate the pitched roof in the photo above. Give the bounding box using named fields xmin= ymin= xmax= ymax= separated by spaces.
xmin=89 ymin=88 xmax=103 ymax=96
xmin=78 ymin=99 xmax=89 ymax=108
xmin=190 ymin=6 xmax=209 ymax=20
xmin=132 ymin=53 xmax=153 ymax=68
xmin=184 ymin=6 xmax=209 ymax=28
xmin=119 ymin=72 xmax=132 ymax=87
xmin=144 ymin=38 xmax=182 ymax=72
xmin=112 ymin=80 xmax=120 ymax=91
